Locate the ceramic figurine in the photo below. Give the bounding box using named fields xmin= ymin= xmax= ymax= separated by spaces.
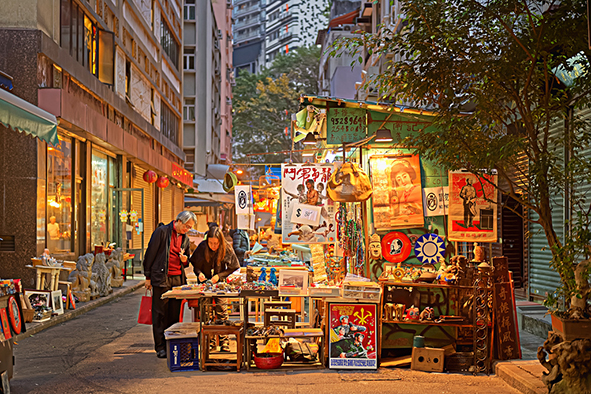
xmin=473 ymin=242 xmax=485 ymax=262
xmin=258 ymin=267 xmax=267 ymax=282
xmin=405 ymin=305 xmax=420 ymax=321
xmin=384 ymin=303 xmax=395 ymax=321
xmin=394 ymin=304 xmax=406 ymax=321
xmin=269 ymin=267 xmax=278 ymax=286
xmin=246 ymin=266 xmax=257 ymax=282
xmin=419 ymin=307 xmax=434 ymax=322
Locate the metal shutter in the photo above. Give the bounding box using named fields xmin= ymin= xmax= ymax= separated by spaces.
xmin=160 ymin=186 xmax=173 ymax=225
xmin=132 ymin=164 xmax=154 ymax=251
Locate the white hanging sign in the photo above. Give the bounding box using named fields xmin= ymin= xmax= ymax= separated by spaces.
xmin=290 ymin=202 xmax=322 ymax=226
xmin=422 ymin=186 xmax=449 ymax=217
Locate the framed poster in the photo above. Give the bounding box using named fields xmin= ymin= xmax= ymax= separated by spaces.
xmin=328 ymin=302 xmax=378 ymax=369
xmin=281 ymin=163 xmax=336 ymax=244
xmin=369 ymin=154 xmax=424 ymax=229
xmin=448 ymin=171 xmax=498 ymax=242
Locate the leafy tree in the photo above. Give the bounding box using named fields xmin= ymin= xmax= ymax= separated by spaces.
xmin=332 ymin=0 xmax=591 ymax=316
xmin=232 ymin=46 xmax=322 ymax=166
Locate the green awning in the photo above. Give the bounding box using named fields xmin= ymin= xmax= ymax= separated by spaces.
xmin=0 ymin=88 xmax=58 ymax=146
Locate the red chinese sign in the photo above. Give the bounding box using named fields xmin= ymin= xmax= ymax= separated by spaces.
xmin=171 ymin=163 xmax=193 ymax=186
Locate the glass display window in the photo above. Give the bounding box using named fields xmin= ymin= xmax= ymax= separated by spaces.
xmin=47 ymin=136 xmax=73 ymax=253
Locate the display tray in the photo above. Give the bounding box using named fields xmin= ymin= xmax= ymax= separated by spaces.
xmin=309 ymin=287 xmax=341 ymax=297
xmin=240 ymin=289 xmax=279 ymax=297
xmin=341 ymin=288 xmax=381 ymax=300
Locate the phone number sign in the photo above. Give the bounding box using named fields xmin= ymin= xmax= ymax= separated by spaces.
xmin=327 ymin=108 xmax=366 ymax=144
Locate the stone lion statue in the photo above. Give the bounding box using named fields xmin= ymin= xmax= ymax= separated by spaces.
xmin=106 ymin=248 xmax=124 ymax=287
xmin=68 ymin=253 xmax=98 ymax=302
xmin=92 ymin=252 xmax=112 ymax=297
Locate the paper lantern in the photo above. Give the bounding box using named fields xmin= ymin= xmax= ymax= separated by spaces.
xmin=156 ymin=176 xmax=169 ymax=189
xmin=143 ymin=170 xmax=157 ymax=183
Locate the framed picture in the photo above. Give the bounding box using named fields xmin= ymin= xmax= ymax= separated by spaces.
xmin=24 ymin=290 xmax=51 ymax=310
xmin=51 ymin=291 xmax=64 ymax=315
xmin=328 ymin=302 xmax=378 ymax=369
xmin=278 ymin=270 xmax=308 ymax=293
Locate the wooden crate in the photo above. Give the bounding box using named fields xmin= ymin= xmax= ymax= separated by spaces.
xmin=411 ymin=347 xmax=445 ymax=373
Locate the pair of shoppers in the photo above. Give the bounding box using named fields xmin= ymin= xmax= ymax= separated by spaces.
xmin=143 ymin=211 xmax=239 ymax=358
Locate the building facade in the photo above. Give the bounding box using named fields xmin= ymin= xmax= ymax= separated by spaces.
xmin=0 ymin=0 xmax=190 ymax=287
xmin=232 ymin=0 xmax=266 ymax=74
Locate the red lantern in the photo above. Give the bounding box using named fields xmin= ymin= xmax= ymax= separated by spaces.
xmin=156 ymin=176 xmax=169 ymax=189
xmin=143 ymin=170 xmax=157 ymax=183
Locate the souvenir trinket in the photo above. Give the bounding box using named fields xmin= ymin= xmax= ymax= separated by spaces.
xmin=419 ymin=307 xmax=435 ymax=322
xmin=405 ymin=305 xmax=420 ymax=321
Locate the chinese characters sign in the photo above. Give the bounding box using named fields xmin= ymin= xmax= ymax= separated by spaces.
xmin=422 ymin=186 xmax=449 ymax=217
xmin=327 ymin=108 xmax=366 ymax=144
xmin=366 ymin=111 xmax=437 ymax=143
xmin=369 ymin=154 xmax=424 ymax=229
xmin=494 ymin=282 xmax=521 ymax=360
xmin=448 ymin=171 xmax=497 ymax=242
xmin=171 ymin=163 xmax=193 ymax=186
xmin=281 ymin=163 xmax=336 ymax=244
xmin=328 ymin=302 xmax=378 ymax=369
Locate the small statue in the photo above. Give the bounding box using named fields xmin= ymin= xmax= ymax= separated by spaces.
xmin=368 ymin=233 xmax=382 ymax=260
xmin=473 ymin=242 xmax=485 ymax=263
xmin=394 ymin=304 xmax=406 ymax=321
xmin=105 ymin=247 xmax=124 ymax=287
xmin=419 ymin=307 xmax=435 ymax=322
xmin=246 ymin=266 xmax=257 ymax=283
xmin=68 ymin=253 xmax=96 ymax=302
xmin=258 ymin=267 xmax=267 ymax=282
xmin=92 ymin=252 xmax=112 ymax=297
xmin=405 ymin=305 xmax=420 ymax=321
xmin=269 ymin=267 xmax=278 ymax=286
xmin=384 ymin=303 xmax=395 ymax=321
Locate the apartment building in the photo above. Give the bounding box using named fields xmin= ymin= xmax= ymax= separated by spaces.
xmin=0 ymin=0 xmax=189 ymax=286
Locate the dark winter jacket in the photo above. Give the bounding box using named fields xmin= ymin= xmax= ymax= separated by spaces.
xmin=189 ymin=240 xmax=240 ymax=281
xmin=231 ymin=229 xmax=250 ymax=266
xmin=142 ymin=221 xmax=191 ymax=287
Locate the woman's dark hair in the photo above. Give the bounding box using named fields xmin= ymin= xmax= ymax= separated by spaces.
xmin=205 ymin=226 xmax=226 ymax=267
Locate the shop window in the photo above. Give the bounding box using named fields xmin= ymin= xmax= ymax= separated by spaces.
xmin=183 ymin=98 xmax=195 ymax=121
xmin=184 ymin=0 xmax=195 ymax=21
xmin=183 ymin=48 xmax=195 ymax=70
xmin=47 ymin=136 xmax=73 ymax=254
xmin=91 ymin=151 xmax=109 ymax=248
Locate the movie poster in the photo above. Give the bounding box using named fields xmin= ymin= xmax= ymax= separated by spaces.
xmin=281 ymin=163 xmax=336 ymax=244
xmin=328 ymin=303 xmax=378 ymax=369
xmin=369 ymin=155 xmax=424 ymax=229
xmin=448 ymin=171 xmax=498 ymax=242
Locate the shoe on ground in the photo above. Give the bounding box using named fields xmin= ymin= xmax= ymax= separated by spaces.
xmin=156 ymin=350 xmax=167 ymax=358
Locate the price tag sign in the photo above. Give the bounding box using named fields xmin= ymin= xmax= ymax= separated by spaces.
xmin=290 ymin=203 xmax=322 ymax=226
xmin=327 ymin=107 xmax=366 ymax=144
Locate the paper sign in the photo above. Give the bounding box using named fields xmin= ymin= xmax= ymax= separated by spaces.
xmin=422 ymin=186 xmax=449 ymax=216
xmin=237 ymin=213 xmax=255 ymax=230
xmin=327 ymin=107 xmax=366 ymax=144
xmin=290 ymin=203 xmax=322 ymax=226
xmin=235 ymin=185 xmax=252 ymax=214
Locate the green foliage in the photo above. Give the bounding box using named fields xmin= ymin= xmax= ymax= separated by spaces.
xmin=232 ymin=46 xmax=321 ymax=165
xmin=332 ymin=0 xmax=591 ymax=311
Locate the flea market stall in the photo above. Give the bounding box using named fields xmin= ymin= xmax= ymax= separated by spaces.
xmin=160 ymin=96 xmax=521 ymax=373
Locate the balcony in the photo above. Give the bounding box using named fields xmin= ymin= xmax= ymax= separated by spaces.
xmin=234 ymin=15 xmax=263 ymax=30
xmin=234 ymin=29 xmax=263 ymax=44
xmin=233 ymin=4 xmax=261 ymax=19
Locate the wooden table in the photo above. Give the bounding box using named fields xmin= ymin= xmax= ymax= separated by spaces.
xmin=25 ymin=265 xmax=70 ymax=291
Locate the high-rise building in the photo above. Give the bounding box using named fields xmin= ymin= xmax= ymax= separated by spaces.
xmin=232 ymin=0 xmax=266 ymax=74
xmin=0 ymin=0 xmax=188 ymax=285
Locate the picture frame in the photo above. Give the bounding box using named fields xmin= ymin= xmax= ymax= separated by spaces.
xmin=278 ymin=269 xmax=308 ymax=294
xmin=24 ymin=290 xmax=51 ymax=310
xmin=51 ymin=290 xmax=64 ymax=315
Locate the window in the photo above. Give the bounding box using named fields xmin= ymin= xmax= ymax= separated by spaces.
xmin=184 ymin=0 xmax=195 ymax=20
xmin=183 ymin=48 xmax=195 ymax=70
xmin=161 ymin=102 xmax=179 ymax=144
xmin=47 ymin=136 xmax=73 ymax=253
xmin=161 ymin=20 xmax=179 ymax=69
xmin=183 ymin=98 xmax=195 ymax=121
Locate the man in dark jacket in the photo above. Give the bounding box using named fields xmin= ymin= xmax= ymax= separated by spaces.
xmin=231 ymin=229 xmax=251 ymax=267
xmin=143 ymin=211 xmax=196 ymax=359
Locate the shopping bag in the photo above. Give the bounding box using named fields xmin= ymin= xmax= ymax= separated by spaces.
xmin=137 ymin=290 xmax=152 ymax=325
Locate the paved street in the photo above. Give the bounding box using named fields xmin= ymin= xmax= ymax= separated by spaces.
xmin=10 ymin=288 xmax=525 ymax=394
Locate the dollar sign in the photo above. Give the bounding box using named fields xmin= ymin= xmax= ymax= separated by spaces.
xmin=296 ymin=208 xmax=302 ymax=217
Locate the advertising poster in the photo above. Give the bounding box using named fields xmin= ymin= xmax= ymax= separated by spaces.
xmin=328 ymin=303 xmax=378 ymax=369
xmin=281 ymin=163 xmax=336 ymax=244
xmin=448 ymin=171 xmax=498 ymax=242
xmin=369 ymin=154 xmax=424 ymax=229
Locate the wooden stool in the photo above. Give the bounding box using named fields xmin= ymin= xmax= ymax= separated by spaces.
xmin=264 ymin=308 xmax=296 ymax=328
xmin=58 ymin=281 xmax=72 ymax=310
xmin=200 ymin=324 xmax=243 ymax=371
xmin=263 ymin=301 xmax=291 ymax=310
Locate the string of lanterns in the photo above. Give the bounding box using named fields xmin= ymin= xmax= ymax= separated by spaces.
xmin=143 ymin=169 xmax=193 ymax=192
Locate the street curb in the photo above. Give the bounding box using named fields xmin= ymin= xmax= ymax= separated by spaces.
xmin=15 ymin=280 xmax=145 ymax=342
xmin=494 ymin=361 xmax=547 ymax=394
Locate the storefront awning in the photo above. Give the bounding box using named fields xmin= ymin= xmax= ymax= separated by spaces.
xmin=0 ymin=88 xmax=58 ymax=146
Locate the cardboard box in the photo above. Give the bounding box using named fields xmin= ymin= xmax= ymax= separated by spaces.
xmin=411 ymin=347 xmax=445 ymax=372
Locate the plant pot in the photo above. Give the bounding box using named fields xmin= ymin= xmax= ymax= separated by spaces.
xmin=551 ymin=314 xmax=591 ymax=341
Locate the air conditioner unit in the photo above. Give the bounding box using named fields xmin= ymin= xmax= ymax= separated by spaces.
xmin=217 ymin=29 xmax=223 ymax=40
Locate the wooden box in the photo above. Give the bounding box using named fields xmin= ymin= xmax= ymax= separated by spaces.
xmin=411 ymin=347 xmax=445 ymax=372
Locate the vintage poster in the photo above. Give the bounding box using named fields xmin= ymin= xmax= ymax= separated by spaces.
xmin=281 ymin=163 xmax=336 ymax=244
xmin=448 ymin=171 xmax=498 ymax=242
xmin=328 ymin=303 xmax=378 ymax=369
xmin=369 ymin=155 xmax=424 ymax=229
